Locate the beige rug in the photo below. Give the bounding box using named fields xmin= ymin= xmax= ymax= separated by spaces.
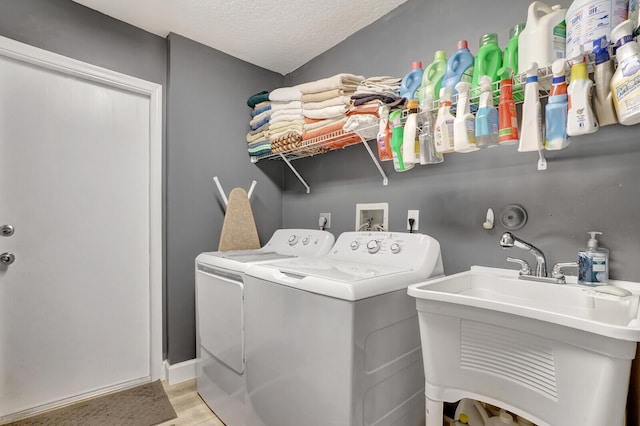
xmin=7 ymin=380 xmax=177 ymax=426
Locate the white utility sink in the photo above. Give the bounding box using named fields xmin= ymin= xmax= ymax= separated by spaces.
xmin=408 ymin=266 xmax=640 ymax=426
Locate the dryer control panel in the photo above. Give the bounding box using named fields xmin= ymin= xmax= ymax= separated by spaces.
xmin=261 ymin=229 xmax=335 ymax=257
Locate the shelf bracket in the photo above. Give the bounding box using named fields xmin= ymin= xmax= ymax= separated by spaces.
xmin=358 ymin=137 xmax=388 ymax=186
xmin=279 ymin=153 xmax=310 ymax=193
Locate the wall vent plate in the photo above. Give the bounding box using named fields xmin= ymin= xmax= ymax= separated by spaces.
xmin=355 ymin=203 xmax=388 ymax=232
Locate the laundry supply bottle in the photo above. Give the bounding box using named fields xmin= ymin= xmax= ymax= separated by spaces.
xmin=486 ymin=410 xmax=516 ymax=425
xmin=503 ymin=23 xmax=526 ymax=102
xmin=475 ymin=75 xmax=499 ymax=148
xmin=519 ymin=2 xmax=567 ymax=71
xmin=399 ymin=61 xmax=424 ymax=100
xmin=434 ymin=87 xmax=455 ymax=154
xmin=390 ymin=109 xmax=413 ymax=172
xmin=545 ymin=58 xmax=570 ymax=150
xmin=518 ymin=62 xmax=543 ymax=152
xmin=611 ymin=20 xmax=640 ymax=125
xmin=442 ymin=40 xmax=475 ymax=97
xmin=376 ymin=106 xmax=393 ymax=161
xmin=454 ymin=399 xmax=490 ymax=426
xmin=472 ymin=34 xmax=503 ymax=99
xmin=578 ymin=231 xmax=609 ymax=285
xmin=566 ymin=0 xmax=629 ymax=61
xmin=592 ymin=36 xmax=619 ymax=126
xmin=418 ymin=93 xmax=444 ymax=164
xmin=402 ymin=100 xmax=420 ymax=165
xmin=420 ymin=51 xmax=447 ymax=102
xmin=567 ymin=55 xmax=598 ymax=136
xmin=497 ymin=67 xmax=519 ymax=145
xmin=453 ymin=81 xmax=478 ymax=152
xmin=630 ymin=0 xmax=639 ymax=32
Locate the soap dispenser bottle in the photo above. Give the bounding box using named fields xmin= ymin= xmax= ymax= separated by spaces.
xmin=578 ymin=231 xmax=609 ymax=285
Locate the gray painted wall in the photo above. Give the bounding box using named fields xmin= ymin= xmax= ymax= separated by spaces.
xmin=166 ymin=34 xmax=283 ymax=363
xmin=283 ymin=0 xmax=640 ymax=282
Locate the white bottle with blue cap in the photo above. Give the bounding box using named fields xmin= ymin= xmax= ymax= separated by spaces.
xmin=578 ymin=231 xmax=609 ymax=285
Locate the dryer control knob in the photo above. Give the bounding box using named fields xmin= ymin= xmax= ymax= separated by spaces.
xmin=390 ymin=243 xmax=401 ymax=254
xmin=288 ymin=235 xmax=298 ymax=246
xmin=366 ymin=240 xmax=381 ymax=254
xmin=302 ymin=236 xmax=310 ymax=245
xmin=350 ymin=241 xmax=360 ymax=250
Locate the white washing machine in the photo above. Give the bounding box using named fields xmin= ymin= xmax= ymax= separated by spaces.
xmin=243 ymin=231 xmax=444 ymax=426
xmin=195 ymin=229 xmax=335 ymax=426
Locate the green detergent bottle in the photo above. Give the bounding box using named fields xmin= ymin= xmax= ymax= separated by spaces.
xmin=419 ymin=50 xmax=447 ymax=104
xmin=471 ymin=34 xmax=503 ymax=99
xmin=503 ymin=23 xmax=525 ymax=101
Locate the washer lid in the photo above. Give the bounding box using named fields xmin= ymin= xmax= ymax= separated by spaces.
xmin=269 ymin=257 xmax=411 ymax=282
xmin=220 ymin=250 xmax=295 ymax=262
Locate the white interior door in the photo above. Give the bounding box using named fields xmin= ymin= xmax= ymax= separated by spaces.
xmin=0 ymin=37 xmax=162 ymax=421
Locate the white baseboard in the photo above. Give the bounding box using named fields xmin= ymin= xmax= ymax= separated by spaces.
xmin=164 ymin=358 xmax=198 ymax=385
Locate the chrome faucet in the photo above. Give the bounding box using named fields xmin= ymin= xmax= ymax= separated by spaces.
xmin=500 ymin=232 xmax=547 ymax=277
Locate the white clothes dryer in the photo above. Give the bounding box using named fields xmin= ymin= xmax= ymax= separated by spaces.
xmin=243 ymin=231 xmax=444 ymax=426
xmin=195 ymin=229 xmax=335 ymax=426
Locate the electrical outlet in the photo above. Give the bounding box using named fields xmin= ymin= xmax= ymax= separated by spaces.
xmin=319 ymin=213 xmax=331 ymax=229
xmin=407 ymin=210 xmax=419 ymax=231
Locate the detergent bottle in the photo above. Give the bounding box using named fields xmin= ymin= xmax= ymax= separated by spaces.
xmin=592 ymin=36 xmax=618 ymax=126
xmin=519 ymin=2 xmax=567 ymax=71
xmin=497 ymin=67 xmax=519 ymax=145
xmin=453 ymin=81 xmax=478 ymax=152
xmin=399 ymin=61 xmax=424 ymax=100
xmin=611 ymin=19 xmax=640 ymax=125
xmin=472 ymin=33 xmax=503 ymax=99
xmin=545 ymin=58 xmax=570 ymax=149
xmin=420 ymin=51 xmax=447 ymax=102
xmin=567 ymin=55 xmax=598 ymax=136
xmin=390 ymin=109 xmax=413 ymax=172
xmin=503 ymin=23 xmax=525 ymax=101
xmin=442 ymin=40 xmax=475 ymax=97
xmin=518 ymin=62 xmax=543 ymax=152
xmin=566 ymin=0 xmax=629 ymax=60
xmin=402 ymin=100 xmax=420 ymax=165
xmin=434 ymin=87 xmax=455 ymax=154
xmin=376 ymin=106 xmax=393 ymax=161
xmin=475 ymin=75 xmax=499 ymax=148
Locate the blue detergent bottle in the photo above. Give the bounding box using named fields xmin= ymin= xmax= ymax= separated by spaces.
xmin=442 ymin=40 xmax=475 ymax=97
xmin=399 ymin=61 xmax=424 ymax=100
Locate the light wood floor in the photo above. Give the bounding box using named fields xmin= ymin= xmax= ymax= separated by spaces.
xmin=159 ymin=379 xmax=225 ymax=426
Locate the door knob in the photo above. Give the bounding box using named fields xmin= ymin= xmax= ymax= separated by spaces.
xmin=0 ymin=252 xmax=15 ymax=265
xmin=0 ymin=225 xmax=14 ymax=237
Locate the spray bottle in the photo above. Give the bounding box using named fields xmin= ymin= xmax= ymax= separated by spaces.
xmin=453 ymin=81 xmax=478 ymax=152
xmin=497 ymin=67 xmax=519 ymax=145
xmin=545 ymin=59 xmax=570 ymax=150
xmin=475 ymin=75 xmax=499 ymax=148
xmin=567 ymin=55 xmax=598 ymax=136
xmin=402 ymin=100 xmax=420 ymax=165
xmin=376 ymin=106 xmax=393 ymax=161
xmin=518 ymin=63 xmax=543 ymax=152
xmin=611 ymin=20 xmax=640 ymax=125
xmin=592 ymin=37 xmax=618 ymax=126
xmin=418 ymin=93 xmax=444 ymax=165
xmin=390 ymin=109 xmax=413 ymax=172
xmin=434 ymin=87 xmax=455 ymax=154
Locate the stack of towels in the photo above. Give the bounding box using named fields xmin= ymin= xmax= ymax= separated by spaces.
xmin=344 ymin=76 xmax=404 ymax=140
xmin=246 ymin=91 xmax=272 ymax=158
xmin=268 ymin=87 xmax=304 ymax=154
xmin=298 ymin=73 xmax=365 ymax=150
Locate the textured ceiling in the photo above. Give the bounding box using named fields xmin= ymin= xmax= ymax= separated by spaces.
xmin=73 ymin=0 xmax=408 ymax=75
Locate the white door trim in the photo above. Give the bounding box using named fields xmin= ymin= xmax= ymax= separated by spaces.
xmin=0 ymin=36 xmax=163 ymax=381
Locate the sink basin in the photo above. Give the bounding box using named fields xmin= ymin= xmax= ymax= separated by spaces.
xmin=408 ymin=266 xmax=640 ymax=426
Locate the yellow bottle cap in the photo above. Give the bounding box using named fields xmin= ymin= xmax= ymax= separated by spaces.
xmin=570 ymin=60 xmax=588 ymax=81
xmin=459 ymin=413 xmax=469 ymax=423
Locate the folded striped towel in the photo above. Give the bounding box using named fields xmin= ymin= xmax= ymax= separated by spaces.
xmin=249 ymin=109 xmax=272 ymax=127
xmin=246 ymin=130 xmax=269 ymax=143
xmin=251 ymin=104 xmax=272 ymax=117
xmin=250 ymin=116 xmax=270 ymax=131
xmin=248 ymin=140 xmax=272 ymax=157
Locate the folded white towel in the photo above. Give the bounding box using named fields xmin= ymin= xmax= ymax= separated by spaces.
xmin=270 ymin=109 xmax=303 ymax=120
xmin=271 ymin=100 xmax=302 ymax=111
xmin=303 ymin=104 xmax=349 ymax=119
xmin=297 ymin=73 xmax=365 ymax=94
xmin=303 ymin=95 xmax=352 ymax=110
xmin=270 ymin=113 xmax=304 ymax=124
xmin=269 ymin=87 xmax=302 ymax=102
xmin=269 ymin=120 xmax=304 ymax=131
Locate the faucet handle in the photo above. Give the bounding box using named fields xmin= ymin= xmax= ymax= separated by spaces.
xmin=506 ymin=256 xmax=532 ymax=276
xmin=551 ymin=261 xmax=578 ymax=279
